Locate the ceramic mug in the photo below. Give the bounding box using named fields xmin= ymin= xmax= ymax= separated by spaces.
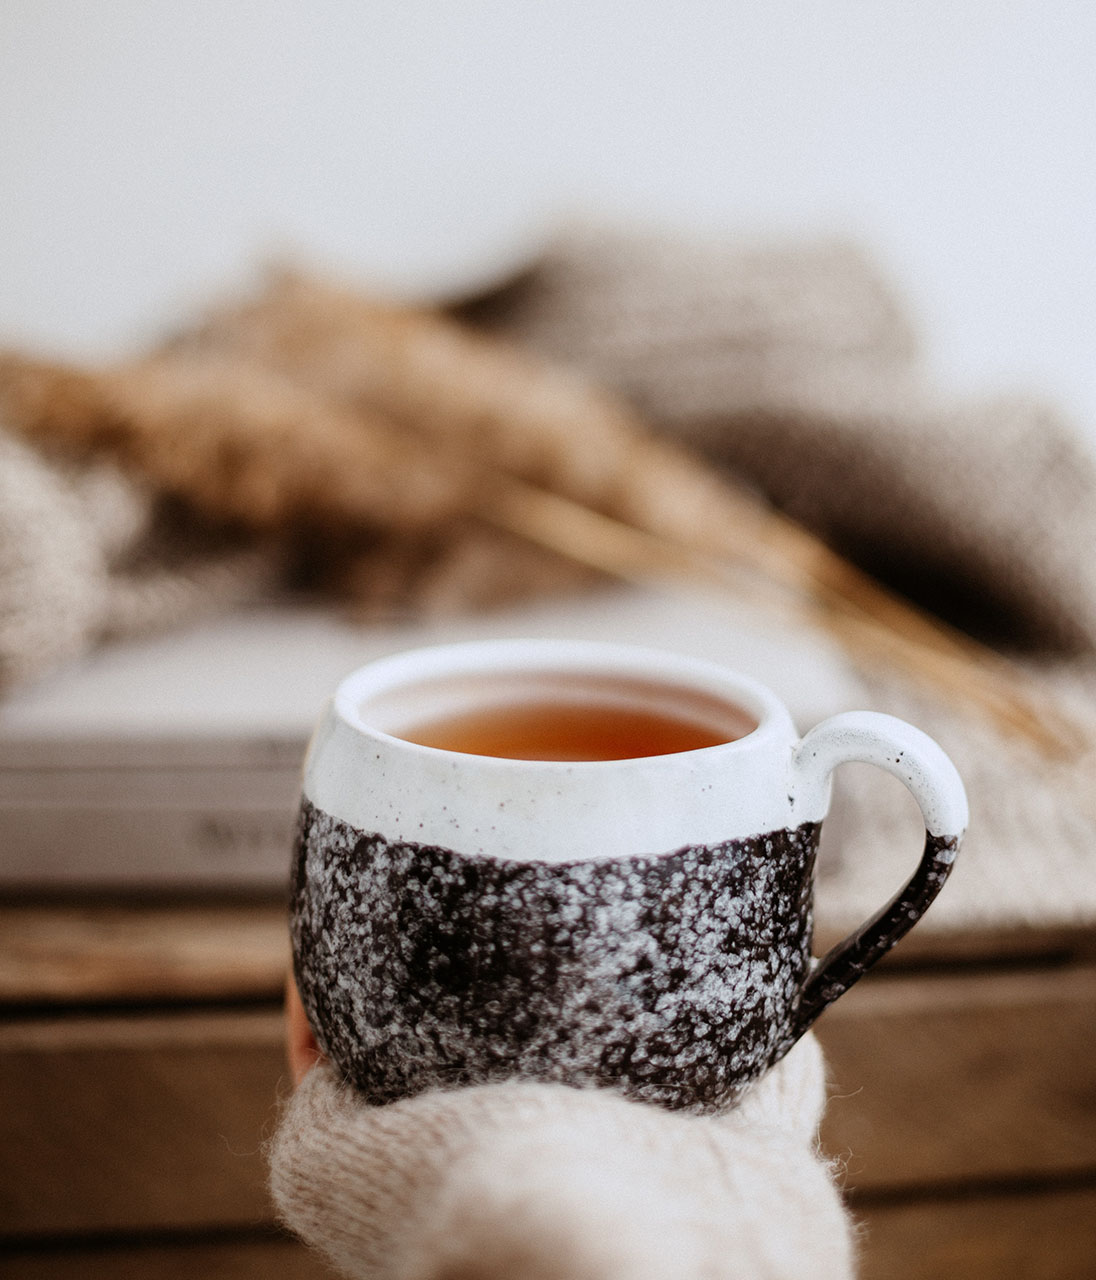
xmin=291 ymin=639 xmax=967 ymax=1113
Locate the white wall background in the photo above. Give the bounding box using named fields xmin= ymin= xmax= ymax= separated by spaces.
xmin=2 ymin=1 xmax=1094 ymax=431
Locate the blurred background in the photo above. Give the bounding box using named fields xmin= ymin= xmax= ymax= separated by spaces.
xmin=2 ymin=0 xmax=1094 ymax=433
xmin=3 ymin=6 xmax=1096 ymax=1279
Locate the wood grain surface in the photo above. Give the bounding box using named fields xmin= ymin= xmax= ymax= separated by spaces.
xmin=0 ymin=1010 xmax=288 ymax=1237
xmin=0 ymin=903 xmax=290 ymax=1005
xmin=816 ymin=962 xmax=1096 ymax=1188
xmin=2 ymin=965 xmax=1093 ymax=1236
xmin=1 ymin=901 xmax=1093 ymax=1278
xmin=6 ymin=1190 xmax=1096 ymax=1280
xmin=0 ymin=1232 xmax=337 ymax=1280
xmin=3 ymin=900 xmax=1093 ymax=1007
xmin=852 ymin=1183 xmax=1096 ymax=1280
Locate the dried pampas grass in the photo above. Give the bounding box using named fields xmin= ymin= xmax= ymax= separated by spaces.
xmin=0 ymin=271 xmax=1082 ymax=758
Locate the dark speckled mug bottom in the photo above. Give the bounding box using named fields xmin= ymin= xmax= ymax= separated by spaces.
xmin=291 ymin=799 xmax=825 ymax=1113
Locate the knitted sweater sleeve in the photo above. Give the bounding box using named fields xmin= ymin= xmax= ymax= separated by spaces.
xmin=268 ymin=1032 xmax=855 ymax=1280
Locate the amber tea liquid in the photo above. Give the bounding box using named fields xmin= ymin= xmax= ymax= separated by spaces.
xmin=398 ymin=692 xmax=756 ymax=761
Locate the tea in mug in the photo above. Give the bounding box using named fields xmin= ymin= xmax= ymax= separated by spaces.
xmin=397 ymin=687 xmax=757 ymax=761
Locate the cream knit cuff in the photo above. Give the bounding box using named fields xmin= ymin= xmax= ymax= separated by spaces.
xmin=269 ymin=1032 xmax=855 ymax=1280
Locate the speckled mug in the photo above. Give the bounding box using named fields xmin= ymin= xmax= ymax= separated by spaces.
xmin=291 ymin=639 xmax=967 ymax=1113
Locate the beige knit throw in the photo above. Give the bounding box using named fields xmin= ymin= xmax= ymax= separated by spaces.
xmin=0 ymin=426 xmax=272 ymax=689
xmin=463 ymin=223 xmax=1096 ymax=938
xmin=270 ymin=1033 xmax=855 ymax=1280
xmin=465 ymin=223 xmax=1096 ymax=652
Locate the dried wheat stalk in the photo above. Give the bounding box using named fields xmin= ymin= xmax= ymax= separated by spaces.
xmin=0 ymin=273 xmax=1084 ymax=760
xmin=485 ymin=478 xmax=1082 ymax=759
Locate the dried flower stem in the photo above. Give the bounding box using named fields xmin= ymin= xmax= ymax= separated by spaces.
xmin=485 ymin=477 xmax=1085 ymax=760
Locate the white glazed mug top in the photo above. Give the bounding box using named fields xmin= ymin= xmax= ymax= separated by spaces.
xmin=306 ymin=639 xmax=805 ymax=864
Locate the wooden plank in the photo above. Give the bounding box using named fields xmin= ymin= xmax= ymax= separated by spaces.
xmin=3 ymin=958 xmax=1095 ymax=1238
xmin=5 ymin=1191 xmax=1095 ymax=1280
xmin=0 ymin=903 xmax=289 ymax=1005
xmin=8 ymin=1187 xmax=1096 ymax=1280
xmin=0 ymin=1010 xmax=289 ymax=1237
xmin=813 ymin=916 xmax=1096 ymax=969
xmin=5 ymin=1188 xmax=1095 ymax=1280
xmin=817 ymin=963 xmax=1096 ymax=1190
xmin=2 ymin=901 xmax=1094 ymax=1008
xmin=852 ymin=1183 xmax=1096 ymax=1280
xmin=0 ymin=1234 xmax=337 ymax=1279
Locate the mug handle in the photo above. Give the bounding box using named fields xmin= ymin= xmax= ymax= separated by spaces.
xmin=788 ymin=711 xmax=969 ymax=1038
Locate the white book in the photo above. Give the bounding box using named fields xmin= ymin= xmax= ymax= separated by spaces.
xmin=0 ymin=591 xmax=855 ymax=891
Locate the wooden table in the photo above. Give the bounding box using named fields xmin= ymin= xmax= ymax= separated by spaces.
xmin=1 ymin=898 xmax=1094 ymax=1279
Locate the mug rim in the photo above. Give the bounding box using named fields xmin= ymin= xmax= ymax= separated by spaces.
xmin=332 ymin=638 xmax=791 ymax=770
